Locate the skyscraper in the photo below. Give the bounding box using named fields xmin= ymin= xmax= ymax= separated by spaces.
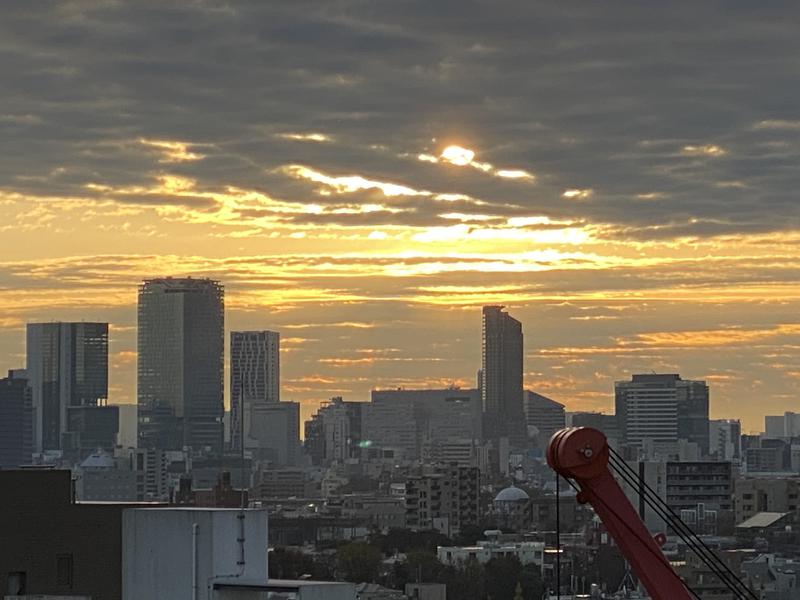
xmin=137 ymin=278 xmax=224 ymax=453
xmin=615 ymin=374 xmax=709 ymax=456
xmin=230 ymin=330 xmax=280 ymax=452
xmin=481 ymin=306 xmax=525 ymax=446
xmin=0 ymin=370 xmax=33 ymax=467
xmin=26 ymin=322 xmax=110 ymax=454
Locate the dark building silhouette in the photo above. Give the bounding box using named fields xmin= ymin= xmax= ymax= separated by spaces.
xmin=0 ymin=470 xmax=159 ymax=599
xmin=137 ymin=278 xmax=224 ymax=453
xmin=26 ymin=322 xmax=110 ymax=456
xmin=0 ymin=370 xmax=33 ymax=467
xmin=481 ymin=306 xmax=525 ymax=448
xmin=523 ymin=391 xmax=565 ymax=446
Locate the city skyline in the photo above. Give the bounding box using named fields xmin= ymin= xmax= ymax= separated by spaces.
xmin=0 ymin=285 xmax=781 ymax=434
xmin=1 ymin=3 xmax=799 ymax=432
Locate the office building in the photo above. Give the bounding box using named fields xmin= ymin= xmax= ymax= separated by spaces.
xmin=369 ymin=388 xmax=482 ymax=460
xmin=137 ymin=278 xmax=224 ymax=453
xmin=0 ymin=370 xmax=33 ymax=467
xmin=523 ymin=391 xmax=565 ymax=445
xmin=615 ymin=374 xmax=709 ymax=455
xmin=709 ymin=419 xmax=742 ymax=461
xmin=569 ymin=411 xmax=620 ymax=443
xmin=246 ymin=400 xmax=301 ymax=466
xmin=26 ymin=322 xmax=112 ymax=456
xmin=362 ymin=396 xmax=417 ymax=458
xmin=481 ymin=306 xmax=525 ymax=446
xmin=304 ymin=396 xmax=363 ymax=466
xmin=764 ymin=412 xmax=800 ymax=438
xmin=230 ymin=330 xmax=280 ymax=452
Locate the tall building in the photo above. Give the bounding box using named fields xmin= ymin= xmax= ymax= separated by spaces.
xmin=304 ymin=396 xmax=363 ymax=466
xmin=615 ymin=374 xmax=709 ymax=456
xmin=709 ymin=419 xmax=741 ymax=461
xmin=230 ymin=330 xmax=280 ymax=452
xmin=481 ymin=306 xmax=525 ymax=446
xmin=137 ymin=278 xmax=224 ymax=453
xmin=26 ymin=322 xmax=110 ymax=455
xmin=523 ymin=391 xmax=565 ymax=445
xmin=0 ymin=370 xmax=33 ymax=467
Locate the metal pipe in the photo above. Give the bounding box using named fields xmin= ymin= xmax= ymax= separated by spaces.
xmin=192 ymin=523 xmax=199 ymax=600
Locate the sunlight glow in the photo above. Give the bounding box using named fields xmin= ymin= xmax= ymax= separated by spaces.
xmin=496 ymin=169 xmax=534 ymax=179
xmin=277 ymin=132 xmax=332 ymax=142
xmin=284 ymin=165 xmax=429 ymax=197
xmin=139 ymin=138 xmax=205 ymax=162
xmin=440 ymin=145 xmax=475 ymax=166
xmin=682 ymin=144 xmax=727 ymax=157
xmin=562 ymin=188 xmax=593 ymax=200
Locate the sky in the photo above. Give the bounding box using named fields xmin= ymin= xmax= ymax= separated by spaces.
xmin=1 ymin=1 xmax=799 ymax=433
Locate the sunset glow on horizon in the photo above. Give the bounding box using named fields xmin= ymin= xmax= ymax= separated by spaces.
xmin=1 ymin=2 xmax=799 ymax=433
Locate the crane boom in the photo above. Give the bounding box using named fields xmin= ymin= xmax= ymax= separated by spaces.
xmin=547 ymin=427 xmax=692 ymax=600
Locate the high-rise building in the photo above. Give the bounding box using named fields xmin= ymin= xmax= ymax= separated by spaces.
xmin=137 ymin=278 xmax=224 ymax=453
xmin=481 ymin=306 xmax=525 ymax=446
xmin=615 ymin=374 xmax=709 ymax=455
xmin=230 ymin=330 xmax=279 ymax=452
xmin=0 ymin=370 xmax=33 ymax=467
xmin=523 ymin=391 xmax=565 ymax=445
xmin=304 ymin=396 xmax=363 ymax=466
xmin=26 ymin=322 xmax=110 ymax=455
xmin=709 ymin=419 xmax=741 ymax=461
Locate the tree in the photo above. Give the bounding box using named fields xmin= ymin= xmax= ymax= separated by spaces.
xmin=485 ymin=556 xmax=524 ymax=600
xmin=269 ymin=548 xmax=333 ymax=580
xmin=336 ymin=542 xmax=383 ymax=583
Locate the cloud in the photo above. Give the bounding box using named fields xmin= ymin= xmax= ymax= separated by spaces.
xmin=138 ymin=139 xmax=206 ymax=162
xmin=418 ymin=145 xmax=535 ymax=181
xmin=562 ymin=189 xmax=593 ymax=200
xmin=681 ymin=144 xmax=727 ymax=157
xmin=1 ymin=1 xmax=800 ymax=429
xmin=276 ymin=132 xmax=333 ymax=142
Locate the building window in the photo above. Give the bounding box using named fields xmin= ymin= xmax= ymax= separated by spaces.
xmin=56 ymin=554 xmax=73 ymax=588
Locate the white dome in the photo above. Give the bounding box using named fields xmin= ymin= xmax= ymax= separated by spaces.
xmin=494 ymin=485 xmax=530 ymax=503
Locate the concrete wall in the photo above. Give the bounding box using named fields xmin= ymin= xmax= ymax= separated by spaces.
xmin=122 ymin=508 xmax=268 ymax=600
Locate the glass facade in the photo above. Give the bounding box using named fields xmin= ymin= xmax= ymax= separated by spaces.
xmin=137 ymin=278 xmax=224 ymax=453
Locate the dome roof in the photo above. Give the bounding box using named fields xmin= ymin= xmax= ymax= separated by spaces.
xmin=494 ymin=485 xmax=530 ymax=503
xmin=80 ymin=449 xmax=116 ymax=469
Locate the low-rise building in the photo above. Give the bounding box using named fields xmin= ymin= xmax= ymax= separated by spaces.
xmin=73 ymin=449 xmax=137 ymax=501
xmin=256 ymin=467 xmax=306 ymax=498
xmin=340 ymin=494 xmax=406 ymax=532
xmin=735 ymin=477 xmax=800 ymax=524
xmin=437 ymin=535 xmax=545 ymax=567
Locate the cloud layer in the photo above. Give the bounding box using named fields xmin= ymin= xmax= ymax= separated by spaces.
xmin=1 ymin=1 xmax=799 ymax=430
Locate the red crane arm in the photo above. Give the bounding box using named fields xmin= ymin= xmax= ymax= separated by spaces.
xmin=547 ymin=427 xmax=692 ymax=600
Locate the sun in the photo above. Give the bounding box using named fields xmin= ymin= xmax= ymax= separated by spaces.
xmin=440 ymin=145 xmax=476 ymax=166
